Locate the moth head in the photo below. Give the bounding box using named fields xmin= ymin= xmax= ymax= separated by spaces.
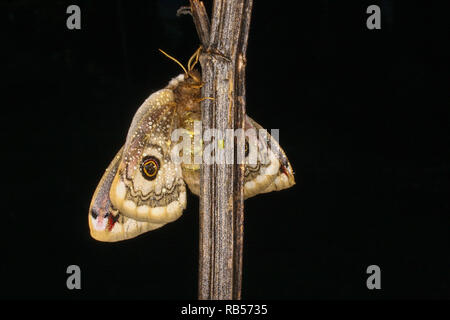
xmin=158 ymin=47 xmax=203 ymax=86
xmin=185 ymin=69 xmax=202 ymax=85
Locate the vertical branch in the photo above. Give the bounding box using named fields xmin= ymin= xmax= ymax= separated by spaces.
xmin=189 ymin=0 xmax=253 ymax=300
xmin=232 ymin=0 xmax=253 ymax=300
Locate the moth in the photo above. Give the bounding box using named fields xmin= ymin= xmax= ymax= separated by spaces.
xmin=89 ymin=49 xmax=295 ymax=242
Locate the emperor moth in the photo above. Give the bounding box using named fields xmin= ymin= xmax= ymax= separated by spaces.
xmin=89 ymin=50 xmax=295 ymax=242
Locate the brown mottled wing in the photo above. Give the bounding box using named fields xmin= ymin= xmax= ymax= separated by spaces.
xmin=89 ymin=146 xmax=166 ymax=242
xmin=181 ymin=115 xmax=295 ymax=199
xmin=89 ymin=88 xmax=187 ymax=242
xmin=242 ymin=116 xmax=295 ymax=198
xmin=244 ymin=116 xmax=295 ymax=198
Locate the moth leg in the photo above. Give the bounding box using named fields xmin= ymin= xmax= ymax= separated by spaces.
xmin=193 ymin=97 xmax=214 ymax=103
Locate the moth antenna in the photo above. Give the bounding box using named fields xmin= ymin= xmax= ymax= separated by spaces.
xmin=188 ymin=46 xmax=202 ymax=72
xmin=158 ymin=49 xmax=188 ymax=75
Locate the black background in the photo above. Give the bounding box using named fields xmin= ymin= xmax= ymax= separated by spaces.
xmin=2 ymin=0 xmax=449 ymax=300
